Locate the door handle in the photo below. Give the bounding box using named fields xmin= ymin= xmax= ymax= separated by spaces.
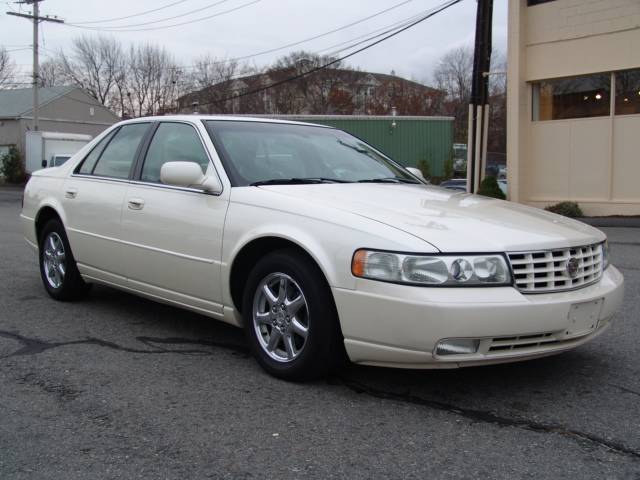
xmin=127 ymin=198 xmax=145 ymax=210
xmin=65 ymin=188 xmax=78 ymax=199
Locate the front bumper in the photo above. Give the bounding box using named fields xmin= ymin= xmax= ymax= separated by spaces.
xmin=332 ymin=266 xmax=624 ymax=368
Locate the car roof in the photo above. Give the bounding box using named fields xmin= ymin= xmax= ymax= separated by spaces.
xmin=116 ymin=115 xmax=334 ymax=129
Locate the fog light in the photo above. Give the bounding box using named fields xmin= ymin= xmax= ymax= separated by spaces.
xmin=435 ymin=338 xmax=480 ymax=356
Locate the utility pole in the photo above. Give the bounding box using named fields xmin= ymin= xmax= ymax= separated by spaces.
xmin=467 ymin=0 xmax=493 ymax=194
xmin=7 ymin=0 xmax=63 ymax=132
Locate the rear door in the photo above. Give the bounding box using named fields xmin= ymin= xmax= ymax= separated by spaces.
xmin=120 ymin=121 xmax=229 ymax=315
xmin=63 ymin=122 xmax=150 ymax=284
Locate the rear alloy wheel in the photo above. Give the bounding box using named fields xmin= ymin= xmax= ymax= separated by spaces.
xmin=242 ymin=249 xmax=342 ymax=381
xmin=39 ymin=219 xmax=90 ymax=301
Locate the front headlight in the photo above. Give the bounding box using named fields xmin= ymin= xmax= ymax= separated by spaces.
xmin=352 ymin=249 xmax=512 ymax=286
xmin=601 ymin=240 xmax=610 ymax=270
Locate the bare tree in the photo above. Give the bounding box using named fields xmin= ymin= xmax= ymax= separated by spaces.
xmin=0 ymin=47 xmax=16 ymax=88
xmin=432 ymin=46 xmax=506 ymax=145
xmin=57 ymin=35 xmax=125 ymax=109
xmin=186 ymin=54 xmax=245 ymax=113
xmin=39 ymin=58 xmax=67 ymax=87
xmin=433 ymin=46 xmax=474 ymax=142
xmin=127 ymin=43 xmax=182 ymax=117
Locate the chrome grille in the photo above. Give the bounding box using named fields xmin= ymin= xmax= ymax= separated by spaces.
xmin=507 ymin=243 xmax=603 ymax=293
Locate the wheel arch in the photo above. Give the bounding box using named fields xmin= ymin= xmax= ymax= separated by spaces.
xmin=34 ymin=204 xmax=65 ymax=243
xmin=228 ymin=235 xmax=335 ymax=315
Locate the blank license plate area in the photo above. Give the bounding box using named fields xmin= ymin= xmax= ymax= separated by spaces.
xmin=564 ymin=299 xmax=603 ymax=338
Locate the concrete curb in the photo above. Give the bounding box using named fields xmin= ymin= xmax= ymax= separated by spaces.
xmin=578 ymin=217 xmax=640 ymax=228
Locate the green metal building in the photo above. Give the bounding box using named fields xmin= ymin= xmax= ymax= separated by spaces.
xmin=249 ymin=115 xmax=455 ymax=177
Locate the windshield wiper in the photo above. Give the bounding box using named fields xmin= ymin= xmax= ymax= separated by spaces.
xmin=250 ymin=177 xmax=349 ymax=186
xmin=358 ymin=177 xmax=420 ymax=184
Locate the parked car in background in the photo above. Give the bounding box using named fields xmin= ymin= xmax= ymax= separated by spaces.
xmin=21 ymin=116 xmax=624 ymax=380
xmin=439 ymin=178 xmax=467 ymax=192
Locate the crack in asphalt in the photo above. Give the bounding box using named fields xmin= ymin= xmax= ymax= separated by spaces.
xmin=0 ymin=330 xmax=249 ymax=360
xmin=609 ymin=383 xmax=640 ymax=398
xmin=610 ymin=241 xmax=640 ymax=247
xmin=332 ymin=377 xmax=640 ymax=461
xmin=2 ymin=329 xmax=638 ymax=462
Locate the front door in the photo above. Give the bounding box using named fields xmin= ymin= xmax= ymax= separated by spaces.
xmin=120 ymin=121 xmax=229 ymax=316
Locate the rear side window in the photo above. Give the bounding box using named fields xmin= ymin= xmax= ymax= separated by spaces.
xmin=92 ymin=123 xmax=149 ymax=179
xmin=141 ymin=122 xmax=210 ymax=183
xmin=77 ymin=129 xmax=117 ymax=175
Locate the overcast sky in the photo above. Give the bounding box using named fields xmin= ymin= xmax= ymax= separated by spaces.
xmin=2 ymin=0 xmax=507 ymax=86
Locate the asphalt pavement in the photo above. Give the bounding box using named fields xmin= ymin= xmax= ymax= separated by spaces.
xmin=1 ymin=186 xmax=639 ymax=479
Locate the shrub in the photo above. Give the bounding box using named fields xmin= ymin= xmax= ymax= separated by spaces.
xmin=477 ymin=176 xmax=506 ymax=200
xmin=416 ymin=159 xmax=431 ymax=179
xmin=443 ymin=158 xmax=454 ymax=180
xmin=545 ymin=201 xmax=583 ymax=218
xmin=0 ymin=146 xmax=26 ymax=184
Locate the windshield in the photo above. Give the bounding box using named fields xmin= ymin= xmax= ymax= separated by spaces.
xmin=204 ymin=120 xmax=419 ymax=186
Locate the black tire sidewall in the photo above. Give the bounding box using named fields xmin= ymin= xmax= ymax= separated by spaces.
xmin=242 ymin=249 xmax=339 ymax=381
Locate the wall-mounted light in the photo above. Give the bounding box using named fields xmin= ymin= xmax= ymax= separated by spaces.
xmin=595 ymin=93 xmax=602 ymax=100
xmin=390 ymin=106 xmax=397 ymax=130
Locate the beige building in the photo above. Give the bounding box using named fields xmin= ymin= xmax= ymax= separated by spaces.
xmin=507 ymin=0 xmax=640 ymax=215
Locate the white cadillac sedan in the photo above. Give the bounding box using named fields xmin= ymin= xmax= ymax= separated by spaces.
xmin=21 ymin=116 xmax=624 ymax=380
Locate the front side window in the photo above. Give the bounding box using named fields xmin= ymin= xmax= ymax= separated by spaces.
xmin=141 ymin=122 xmax=210 ymax=183
xmin=532 ymin=74 xmax=611 ymax=121
xmin=92 ymin=123 xmax=149 ymax=179
xmin=615 ymin=69 xmax=640 ymax=116
xmin=205 ymin=121 xmax=415 ymax=186
xmin=77 ymin=129 xmax=117 ymax=175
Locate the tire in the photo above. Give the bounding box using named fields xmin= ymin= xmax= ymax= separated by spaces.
xmin=38 ymin=218 xmax=90 ymax=301
xmin=242 ymin=248 xmax=342 ymax=381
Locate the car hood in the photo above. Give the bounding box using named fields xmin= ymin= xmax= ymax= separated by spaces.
xmin=259 ymin=183 xmax=605 ymax=252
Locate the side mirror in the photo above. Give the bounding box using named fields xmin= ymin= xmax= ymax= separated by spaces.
xmin=406 ymin=167 xmax=426 ymax=181
xmin=41 ymin=159 xmax=48 ymax=168
xmin=160 ymin=161 xmax=222 ymax=194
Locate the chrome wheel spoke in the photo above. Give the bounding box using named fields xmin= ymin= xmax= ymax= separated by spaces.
xmin=285 ymin=294 xmax=305 ymax=318
xmin=255 ymin=311 xmax=272 ymax=325
xmin=291 ymin=318 xmax=308 ymax=339
xmin=262 ymin=284 xmax=278 ymax=306
xmin=283 ymin=334 xmax=296 ymax=359
xmin=266 ymin=328 xmax=282 ymax=352
xmin=277 ymin=277 xmax=288 ymax=302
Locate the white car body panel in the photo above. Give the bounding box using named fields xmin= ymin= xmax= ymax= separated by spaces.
xmin=21 ymin=115 xmax=625 ymax=369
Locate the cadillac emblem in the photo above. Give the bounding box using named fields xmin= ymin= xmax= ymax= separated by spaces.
xmin=566 ymin=257 xmax=580 ymax=278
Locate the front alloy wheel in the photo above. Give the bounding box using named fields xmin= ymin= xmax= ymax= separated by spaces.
xmin=252 ymin=273 xmax=310 ymax=362
xmin=242 ymin=249 xmax=343 ymax=381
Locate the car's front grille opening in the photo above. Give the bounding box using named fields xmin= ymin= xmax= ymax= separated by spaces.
xmin=488 ymin=332 xmax=558 ymax=352
xmin=507 ymin=243 xmax=603 ymax=293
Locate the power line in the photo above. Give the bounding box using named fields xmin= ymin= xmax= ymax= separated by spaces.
xmin=67 ymin=0 xmax=236 ymax=30
xmin=64 ymin=0 xmax=262 ymax=32
xmin=70 ymin=0 xmax=191 ymax=25
xmin=195 ymin=0 xmax=463 ymax=109
xmin=184 ymin=0 xmax=416 ymax=65
xmin=145 ymin=0 xmax=430 ymax=72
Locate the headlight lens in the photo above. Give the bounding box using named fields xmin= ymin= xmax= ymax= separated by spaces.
xmin=352 ymin=249 xmax=511 ymax=286
xmin=601 ymin=240 xmax=610 ymax=270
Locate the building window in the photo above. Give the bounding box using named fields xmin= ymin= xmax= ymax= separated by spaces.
xmin=532 ymin=73 xmax=611 ymax=121
xmin=615 ymin=69 xmax=640 ymax=116
xmin=527 ymin=0 xmax=556 ymax=5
